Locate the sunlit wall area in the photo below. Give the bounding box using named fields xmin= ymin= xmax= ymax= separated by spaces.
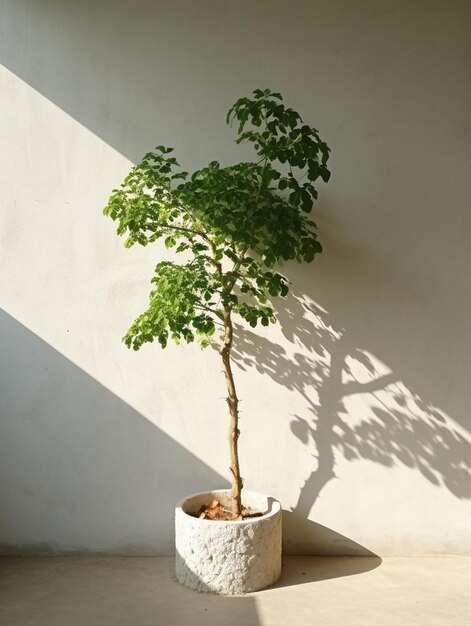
xmin=1 ymin=0 xmax=470 ymax=555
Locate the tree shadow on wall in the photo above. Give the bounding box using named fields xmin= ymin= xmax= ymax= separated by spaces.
xmin=232 ymin=287 xmax=471 ymax=554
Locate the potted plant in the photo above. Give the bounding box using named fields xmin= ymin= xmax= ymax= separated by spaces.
xmin=103 ymin=89 xmax=331 ymax=593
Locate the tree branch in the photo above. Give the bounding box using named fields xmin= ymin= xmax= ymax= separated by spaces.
xmin=164 ymin=224 xmax=209 ymax=240
xmin=194 ymin=303 xmax=223 ymax=321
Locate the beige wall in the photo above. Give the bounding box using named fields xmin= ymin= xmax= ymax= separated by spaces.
xmin=1 ymin=0 xmax=470 ymax=555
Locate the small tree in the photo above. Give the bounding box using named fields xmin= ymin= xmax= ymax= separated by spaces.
xmin=104 ymin=89 xmax=331 ymax=517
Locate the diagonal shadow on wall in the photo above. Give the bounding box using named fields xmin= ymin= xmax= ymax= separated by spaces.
xmin=1 ymin=0 xmax=469 ymax=559
xmin=0 ymin=0 xmax=266 ymax=164
xmin=0 ymin=308 xmax=381 ymax=594
xmin=0 ymin=309 xmax=228 ymax=556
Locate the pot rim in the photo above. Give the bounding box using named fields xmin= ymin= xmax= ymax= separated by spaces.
xmin=176 ymin=489 xmax=281 ymax=525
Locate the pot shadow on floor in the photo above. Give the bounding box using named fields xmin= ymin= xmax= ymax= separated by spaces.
xmin=273 ymin=515 xmax=382 ymax=588
xmin=274 ymin=554 xmax=381 ymax=590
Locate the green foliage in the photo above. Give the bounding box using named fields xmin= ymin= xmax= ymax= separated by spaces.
xmin=123 ymin=260 xmax=217 ymax=350
xmin=103 ymin=89 xmax=331 ymax=350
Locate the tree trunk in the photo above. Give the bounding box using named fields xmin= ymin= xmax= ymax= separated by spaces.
xmin=221 ymin=306 xmax=243 ymax=516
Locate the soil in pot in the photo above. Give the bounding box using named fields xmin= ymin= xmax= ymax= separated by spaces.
xmin=193 ymin=498 xmax=263 ymax=521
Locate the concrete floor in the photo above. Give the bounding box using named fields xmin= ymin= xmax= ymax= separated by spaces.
xmin=1 ymin=556 xmax=470 ymax=626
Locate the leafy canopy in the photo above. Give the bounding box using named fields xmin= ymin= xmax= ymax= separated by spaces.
xmin=103 ymin=89 xmax=331 ymax=350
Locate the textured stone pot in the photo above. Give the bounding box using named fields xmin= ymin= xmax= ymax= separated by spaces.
xmin=175 ymin=489 xmax=282 ymax=594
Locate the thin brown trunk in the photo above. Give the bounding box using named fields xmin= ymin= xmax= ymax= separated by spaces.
xmin=207 ymin=238 xmax=243 ymax=516
xmin=221 ymin=306 xmax=243 ymax=516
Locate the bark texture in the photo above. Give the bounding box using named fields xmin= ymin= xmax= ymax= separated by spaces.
xmin=221 ymin=306 xmax=243 ymax=516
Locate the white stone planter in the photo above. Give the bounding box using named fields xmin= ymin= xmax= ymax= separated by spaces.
xmin=175 ymin=489 xmax=282 ymax=594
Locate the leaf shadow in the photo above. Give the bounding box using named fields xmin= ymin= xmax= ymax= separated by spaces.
xmin=231 ymin=287 xmax=471 ymax=552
